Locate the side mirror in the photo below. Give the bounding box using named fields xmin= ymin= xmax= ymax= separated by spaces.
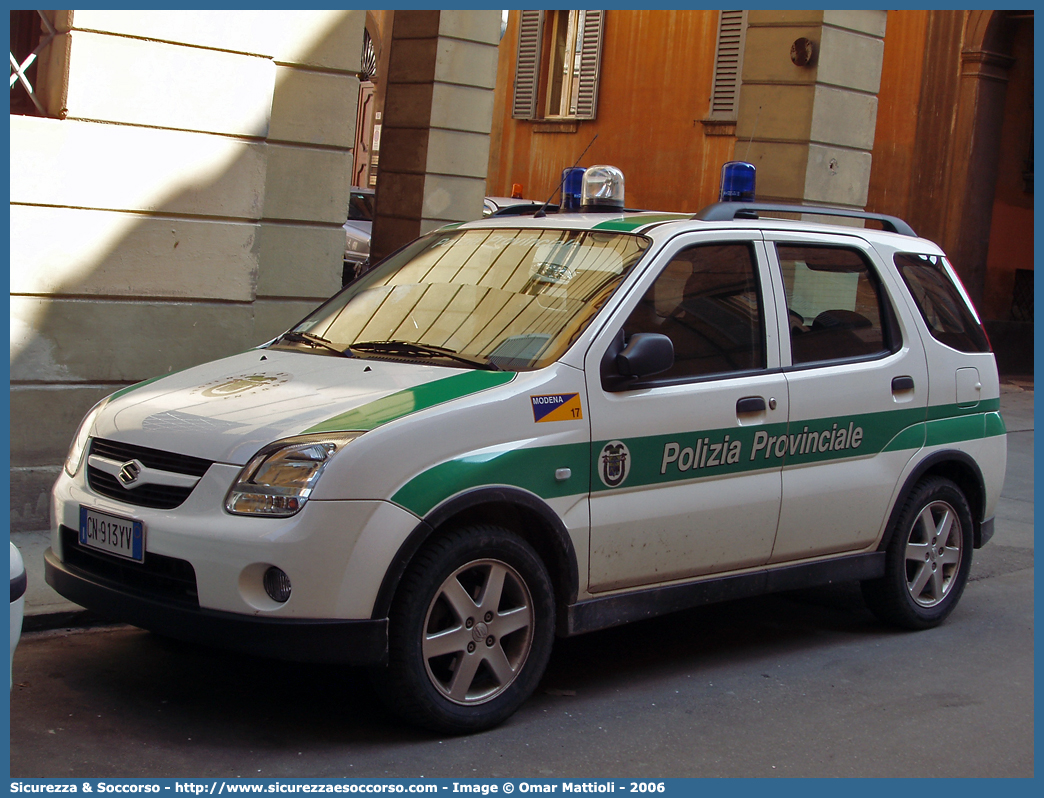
xmin=592 ymin=332 xmax=672 ymax=394
xmin=616 ymin=332 xmax=674 ymax=378
xmin=599 ymin=331 xmax=675 ymax=392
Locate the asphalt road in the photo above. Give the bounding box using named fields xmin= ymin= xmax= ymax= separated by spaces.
xmin=9 ymin=384 xmax=1034 ymax=779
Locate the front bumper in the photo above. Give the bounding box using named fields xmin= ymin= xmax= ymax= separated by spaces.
xmin=52 ymin=465 xmax=421 ymax=619
xmin=45 ymin=547 xmax=388 ymax=664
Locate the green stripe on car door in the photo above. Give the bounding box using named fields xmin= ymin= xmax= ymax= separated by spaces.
xmin=391 ymin=401 xmax=1003 ymax=518
xmin=391 ymin=442 xmax=590 ymax=517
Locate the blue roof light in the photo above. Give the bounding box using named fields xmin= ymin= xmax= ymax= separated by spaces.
xmin=719 ymin=161 xmax=756 ymax=202
xmin=561 ymin=167 xmax=585 ymax=212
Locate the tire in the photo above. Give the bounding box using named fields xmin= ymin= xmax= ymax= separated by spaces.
xmin=377 ymin=524 xmax=555 ymax=734
xmin=862 ymin=476 xmax=974 ymax=630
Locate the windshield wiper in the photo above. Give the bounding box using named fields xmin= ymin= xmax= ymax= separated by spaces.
xmin=277 ymin=330 xmax=353 ymax=358
xmin=348 ymin=340 xmax=501 ymax=371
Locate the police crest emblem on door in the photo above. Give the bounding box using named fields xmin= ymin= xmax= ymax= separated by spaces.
xmin=598 ymin=441 xmax=631 ymax=488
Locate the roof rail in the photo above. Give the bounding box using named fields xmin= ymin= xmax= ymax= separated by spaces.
xmin=694 ymin=202 xmax=917 ymax=238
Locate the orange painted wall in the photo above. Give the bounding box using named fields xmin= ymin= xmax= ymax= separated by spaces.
xmin=489 ymin=10 xmax=1032 ymax=323
xmin=865 ymin=10 xmax=929 ymax=223
xmin=488 ymin=10 xmax=734 ymax=213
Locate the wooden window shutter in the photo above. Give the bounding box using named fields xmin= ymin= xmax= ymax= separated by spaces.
xmin=512 ymin=10 xmax=544 ymax=119
xmin=709 ymin=10 xmax=747 ymax=119
xmin=573 ymin=10 xmax=605 ymax=121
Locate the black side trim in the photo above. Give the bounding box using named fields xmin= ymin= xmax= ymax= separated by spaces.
xmin=877 ymin=450 xmax=987 ymax=553
xmin=565 ymin=552 xmax=885 ymax=636
xmin=45 ymin=548 xmax=387 ymax=665
xmin=373 ymin=486 xmax=580 ymax=623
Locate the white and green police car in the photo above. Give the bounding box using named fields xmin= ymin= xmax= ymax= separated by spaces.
xmin=47 ymin=165 xmax=1006 ymax=733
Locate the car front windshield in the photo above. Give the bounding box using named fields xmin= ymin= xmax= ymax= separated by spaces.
xmin=288 ymin=227 xmax=650 ymax=371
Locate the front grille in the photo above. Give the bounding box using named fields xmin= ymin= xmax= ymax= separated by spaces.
xmin=87 ymin=438 xmax=213 ymax=509
xmin=60 ymin=525 xmax=199 ymax=607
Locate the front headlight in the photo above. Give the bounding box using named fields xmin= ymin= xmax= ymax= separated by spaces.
xmin=64 ymin=397 xmax=110 ymax=477
xmin=225 ymin=432 xmax=363 ymax=517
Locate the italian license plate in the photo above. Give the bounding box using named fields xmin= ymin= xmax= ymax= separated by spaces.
xmin=79 ymin=507 xmax=145 ymax=562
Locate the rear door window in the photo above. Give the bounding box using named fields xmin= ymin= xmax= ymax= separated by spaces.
xmin=777 ymin=244 xmax=899 ymax=366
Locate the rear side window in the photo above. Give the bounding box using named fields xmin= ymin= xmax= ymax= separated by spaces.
xmin=777 ymin=245 xmax=898 ymax=366
xmin=894 ymin=253 xmax=990 ymax=353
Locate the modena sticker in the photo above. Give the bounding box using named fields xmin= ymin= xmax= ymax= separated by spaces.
xmin=531 ymin=393 xmax=583 ymax=423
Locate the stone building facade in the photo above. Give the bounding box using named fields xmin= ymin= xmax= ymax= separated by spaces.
xmin=9 ymin=9 xmax=502 ymax=531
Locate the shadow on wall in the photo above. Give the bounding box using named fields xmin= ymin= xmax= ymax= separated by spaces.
xmin=9 ymin=12 xmax=360 ymax=530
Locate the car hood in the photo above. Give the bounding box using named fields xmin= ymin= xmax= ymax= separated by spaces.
xmin=92 ymin=348 xmax=512 ymax=465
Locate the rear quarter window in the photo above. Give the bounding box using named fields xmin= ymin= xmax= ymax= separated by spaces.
xmin=894 ymin=253 xmax=991 ymax=353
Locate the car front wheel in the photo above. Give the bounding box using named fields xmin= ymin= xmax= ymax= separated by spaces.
xmin=378 ymin=524 xmax=555 ymax=733
xmin=862 ymin=476 xmax=974 ymax=630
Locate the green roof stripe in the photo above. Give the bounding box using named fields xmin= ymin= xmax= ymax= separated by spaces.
xmin=592 ymin=214 xmax=690 ymax=232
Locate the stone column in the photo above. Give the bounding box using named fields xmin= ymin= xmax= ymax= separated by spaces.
xmin=370 ymin=10 xmax=501 ymax=263
xmin=736 ymin=11 xmax=887 ymax=213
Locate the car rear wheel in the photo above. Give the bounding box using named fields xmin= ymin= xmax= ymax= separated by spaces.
xmin=378 ymin=524 xmax=555 ymax=733
xmin=862 ymin=476 xmax=974 ymax=630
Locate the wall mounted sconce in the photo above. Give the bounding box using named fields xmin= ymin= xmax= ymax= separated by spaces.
xmin=791 ymin=37 xmax=817 ymax=67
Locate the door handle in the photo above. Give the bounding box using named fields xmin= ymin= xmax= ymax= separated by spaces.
xmin=736 ymin=396 xmax=767 ymax=414
xmin=892 ymin=376 xmax=915 ymax=392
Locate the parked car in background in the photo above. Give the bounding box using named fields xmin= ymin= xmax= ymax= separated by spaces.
xmin=10 ymin=541 xmax=25 ymax=688
xmin=482 ymin=196 xmax=547 ymax=217
xmin=342 ymin=187 xmax=376 ymax=285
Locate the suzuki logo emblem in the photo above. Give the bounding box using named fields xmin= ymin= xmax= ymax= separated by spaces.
xmin=117 ymin=460 xmax=143 ymax=488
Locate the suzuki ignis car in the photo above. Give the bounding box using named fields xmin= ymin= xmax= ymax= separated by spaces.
xmin=48 ymin=165 xmax=1006 ymax=733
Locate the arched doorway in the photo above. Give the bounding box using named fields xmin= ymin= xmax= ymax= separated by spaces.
xmin=963 ymin=11 xmax=1033 ymax=372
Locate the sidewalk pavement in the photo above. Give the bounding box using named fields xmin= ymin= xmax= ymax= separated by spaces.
xmin=12 ymin=377 xmax=1034 ymax=632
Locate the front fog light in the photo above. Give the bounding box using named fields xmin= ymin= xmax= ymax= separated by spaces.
xmin=225 ymin=432 xmax=362 ymax=517
xmin=263 ymin=567 xmax=292 ymax=603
